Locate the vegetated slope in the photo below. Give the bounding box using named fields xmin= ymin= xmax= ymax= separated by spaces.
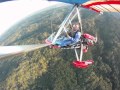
xmin=0 ymin=5 xmax=120 ymax=90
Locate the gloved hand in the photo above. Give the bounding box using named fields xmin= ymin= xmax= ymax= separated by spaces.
xmin=64 ymin=29 xmax=67 ymax=33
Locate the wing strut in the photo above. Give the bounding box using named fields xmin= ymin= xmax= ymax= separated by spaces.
xmin=74 ymin=48 xmax=79 ymax=60
xmin=76 ymin=6 xmax=83 ymax=33
xmin=52 ymin=5 xmax=83 ymax=44
xmin=52 ymin=6 xmax=76 ymax=44
xmin=76 ymin=6 xmax=84 ymax=61
xmin=52 ymin=4 xmax=84 ymax=61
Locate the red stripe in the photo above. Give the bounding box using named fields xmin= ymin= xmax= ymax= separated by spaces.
xmin=83 ymin=1 xmax=120 ymax=8
xmin=81 ymin=5 xmax=101 ymax=13
xmin=81 ymin=1 xmax=120 ymax=12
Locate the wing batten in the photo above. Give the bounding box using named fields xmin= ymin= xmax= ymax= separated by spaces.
xmin=109 ymin=4 xmax=120 ymax=12
xmin=94 ymin=5 xmax=105 ymax=12
xmin=100 ymin=5 xmax=112 ymax=12
xmin=83 ymin=1 xmax=120 ymax=7
xmin=81 ymin=5 xmax=101 ymax=12
xmin=82 ymin=1 xmax=120 ymax=12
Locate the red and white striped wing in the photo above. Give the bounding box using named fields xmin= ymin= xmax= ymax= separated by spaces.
xmin=82 ymin=0 xmax=120 ymax=13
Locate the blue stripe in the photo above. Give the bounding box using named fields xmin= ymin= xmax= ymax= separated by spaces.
xmin=0 ymin=0 xmax=14 ymax=2
xmin=0 ymin=0 xmax=88 ymax=4
xmin=48 ymin=0 xmax=89 ymax=4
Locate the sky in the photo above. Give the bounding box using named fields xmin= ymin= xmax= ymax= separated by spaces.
xmin=0 ymin=0 xmax=61 ymax=37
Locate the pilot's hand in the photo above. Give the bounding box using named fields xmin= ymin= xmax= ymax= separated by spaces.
xmin=64 ymin=29 xmax=67 ymax=33
xmin=67 ymin=35 xmax=71 ymax=39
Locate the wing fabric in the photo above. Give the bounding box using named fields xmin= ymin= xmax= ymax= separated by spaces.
xmin=48 ymin=0 xmax=120 ymax=13
xmin=82 ymin=0 xmax=120 ymax=12
xmin=2 ymin=0 xmax=120 ymax=12
xmin=1 ymin=0 xmax=88 ymax=4
xmin=0 ymin=44 xmax=49 ymax=58
xmin=48 ymin=0 xmax=89 ymax=4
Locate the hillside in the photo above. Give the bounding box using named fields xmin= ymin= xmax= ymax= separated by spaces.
xmin=0 ymin=5 xmax=120 ymax=90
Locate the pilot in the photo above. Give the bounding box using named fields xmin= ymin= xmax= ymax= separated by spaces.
xmin=58 ymin=23 xmax=81 ymax=47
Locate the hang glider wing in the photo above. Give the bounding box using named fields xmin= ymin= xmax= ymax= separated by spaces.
xmin=48 ymin=0 xmax=120 ymax=13
xmin=1 ymin=0 xmax=120 ymax=12
xmin=82 ymin=0 xmax=120 ymax=13
xmin=48 ymin=0 xmax=89 ymax=4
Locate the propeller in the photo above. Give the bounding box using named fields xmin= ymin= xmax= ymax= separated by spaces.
xmin=0 ymin=44 xmax=50 ymax=59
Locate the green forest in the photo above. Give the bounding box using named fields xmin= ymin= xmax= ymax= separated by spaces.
xmin=0 ymin=5 xmax=120 ymax=90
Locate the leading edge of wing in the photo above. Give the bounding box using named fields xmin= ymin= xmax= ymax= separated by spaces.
xmin=81 ymin=0 xmax=120 ymax=13
xmin=48 ymin=0 xmax=89 ymax=4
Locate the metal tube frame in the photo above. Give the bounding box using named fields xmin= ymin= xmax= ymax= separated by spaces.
xmin=52 ymin=6 xmax=76 ymax=44
xmin=76 ymin=6 xmax=83 ymax=61
xmin=52 ymin=5 xmax=83 ymax=61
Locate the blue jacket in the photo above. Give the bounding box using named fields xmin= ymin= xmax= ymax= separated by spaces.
xmin=70 ymin=31 xmax=81 ymax=43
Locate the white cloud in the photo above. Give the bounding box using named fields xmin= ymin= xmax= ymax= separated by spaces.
xmin=0 ymin=0 xmax=59 ymax=36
